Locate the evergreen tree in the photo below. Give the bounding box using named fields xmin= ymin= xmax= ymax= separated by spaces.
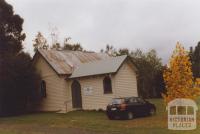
xmin=190 ymin=42 xmax=200 ymax=78
xmin=0 ymin=0 xmax=41 ymax=116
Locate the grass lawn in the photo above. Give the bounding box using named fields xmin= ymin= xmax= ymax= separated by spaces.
xmin=0 ymin=99 xmax=200 ymax=134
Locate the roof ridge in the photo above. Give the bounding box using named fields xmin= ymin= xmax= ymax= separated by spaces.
xmin=77 ymin=55 xmax=127 ymax=65
xmin=39 ymin=48 xmax=95 ymax=53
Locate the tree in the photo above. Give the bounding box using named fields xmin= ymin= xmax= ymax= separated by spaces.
xmin=0 ymin=0 xmax=41 ymax=116
xmin=63 ymin=37 xmax=83 ymax=51
xmin=0 ymin=0 xmax=25 ymax=55
xmin=162 ymin=43 xmax=200 ymax=103
xmin=190 ymin=42 xmax=200 ymax=78
xmin=131 ymin=49 xmax=164 ymax=98
xmin=33 ymin=32 xmax=49 ymax=52
xmin=117 ymin=48 xmax=131 ymax=56
xmin=51 ymin=42 xmax=61 ymax=50
xmin=100 ymin=44 xmax=117 ymax=56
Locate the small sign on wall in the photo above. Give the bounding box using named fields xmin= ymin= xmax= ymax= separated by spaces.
xmin=83 ymin=87 xmax=93 ymax=95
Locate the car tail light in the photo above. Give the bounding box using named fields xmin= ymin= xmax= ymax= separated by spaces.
xmin=119 ymin=103 xmax=127 ymax=111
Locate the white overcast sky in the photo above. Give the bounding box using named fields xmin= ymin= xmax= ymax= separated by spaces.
xmin=6 ymin=0 xmax=200 ymax=63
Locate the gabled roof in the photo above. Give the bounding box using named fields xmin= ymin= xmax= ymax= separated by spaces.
xmin=69 ymin=55 xmax=129 ymax=78
xmin=36 ymin=49 xmax=109 ymax=75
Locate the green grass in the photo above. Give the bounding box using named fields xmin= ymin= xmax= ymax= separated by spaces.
xmin=0 ymin=99 xmax=200 ymax=134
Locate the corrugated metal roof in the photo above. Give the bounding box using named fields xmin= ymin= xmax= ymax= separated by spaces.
xmin=69 ymin=55 xmax=127 ymax=78
xmin=38 ymin=49 xmax=109 ymax=75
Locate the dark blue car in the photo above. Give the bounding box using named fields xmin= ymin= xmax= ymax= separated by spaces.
xmin=106 ymin=97 xmax=156 ymax=120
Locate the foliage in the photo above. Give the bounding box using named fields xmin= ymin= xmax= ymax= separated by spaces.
xmin=162 ymin=43 xmax=200 ymax=103
xmin=63 ymin=37 xmax=83 ymax=51
xmin=46 ymin=36 xmax=83 ymax=51
xmin=51 ymin=42 xmax=61 ymax=50
xmin=0 ymin=0 xmax=41 ymax=116
xmin=130 ymin=49 xmax=164 ymax=98
xmin=189 ymin=42 xmax=200 ymax=78
xmin=117 ymin=48 xmax=131 ymax=56
xmin=33 ymin=32 xmax=49 ymax=52
xmin=100 ymin=44 xmax=117 ymax=56
xmin=0 ymin=0 xmax=25 ymax=55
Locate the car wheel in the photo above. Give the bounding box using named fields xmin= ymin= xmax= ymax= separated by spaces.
xmin=127 ymin=112 xmax=134 ymax=120
xmin=149 ymin=108 xmax=156 ymax=116
xmin=107 ymin=114 xmax=115 ymax=120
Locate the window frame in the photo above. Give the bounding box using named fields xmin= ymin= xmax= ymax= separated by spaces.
xmin=41 ymin=80 xmax=47 ymax=98
xmin=103 ymin=75 xmax=113 ymax=94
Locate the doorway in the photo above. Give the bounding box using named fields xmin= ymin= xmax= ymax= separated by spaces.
xmin=71 ymin=80 xmax=82 ymax=108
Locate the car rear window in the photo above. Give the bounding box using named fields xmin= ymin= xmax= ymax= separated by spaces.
xmin=111 ymin=98 xmax=124 ymax=104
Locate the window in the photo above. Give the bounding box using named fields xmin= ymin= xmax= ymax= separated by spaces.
xmin=129 ymin=98 xmax=137 ymax=103
xmin=111 ymin=98 xmax=124 ymax=104
xmin=41 ymin=80 xmax=46 ymax=98
xmin=137 ymin=98 xmax=146 ymax=104
xmin=103 ymin=76 xmax=112 ymax=94
xmin=170 ymin=106 xmax=176 ymax=115
xmin=187 ymin=106 xmax=194 ymax=115
xmin=177 ymin=106 xmax=186 ymax=115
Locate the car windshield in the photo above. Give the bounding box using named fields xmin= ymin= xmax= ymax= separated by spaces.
xmin=111 ymin=98 xmax=124 ymax=104
xmin=137 ymin=98 xmax=146 ymax=103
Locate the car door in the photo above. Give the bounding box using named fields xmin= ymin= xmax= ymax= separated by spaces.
xmin=137 ymin=98 xmax=149 ymax=115
xmin=128 ymin=98 xmax=141 ymax=115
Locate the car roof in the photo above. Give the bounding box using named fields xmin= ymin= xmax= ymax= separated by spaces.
xmin=113 ymin=97 xmax=140 ymax=99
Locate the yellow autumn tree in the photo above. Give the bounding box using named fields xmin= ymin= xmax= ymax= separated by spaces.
xmin=163 ymin=42 xmax=200 ymax=103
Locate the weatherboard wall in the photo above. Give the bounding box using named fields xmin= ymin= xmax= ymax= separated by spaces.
xmin=114 ymin=61 xmax=138 ymax=98
xmin=35 ymin=55 xmax=68 ymax=113
xmin=70 ymin=61 xmax=138 ymax=111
